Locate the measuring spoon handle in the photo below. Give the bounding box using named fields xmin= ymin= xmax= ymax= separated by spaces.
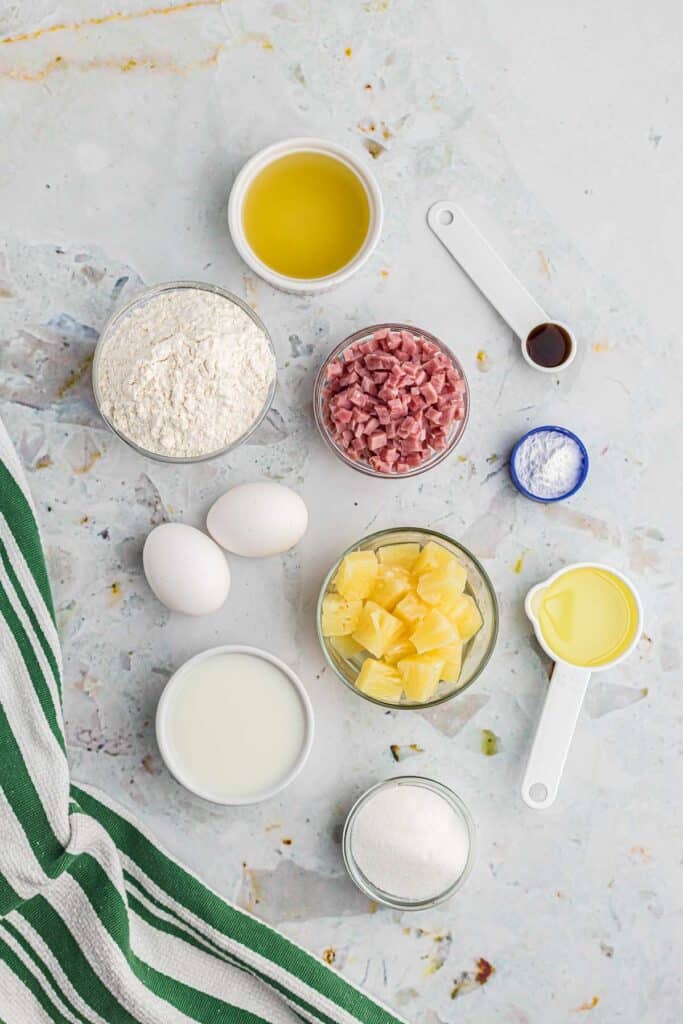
xmin=427 ymin=201 xmax=547 ymax=342
xmin=521 ymin=661 xmax=591 ymax=809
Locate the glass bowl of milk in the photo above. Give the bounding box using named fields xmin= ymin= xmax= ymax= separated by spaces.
xmin=156 ymin=645 xmax=314 ymax=805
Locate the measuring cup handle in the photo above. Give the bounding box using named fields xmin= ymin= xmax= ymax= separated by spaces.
xmin=521 ymin=661 xmax=591 ymax=809
xmin=427 ymin=201 xmax=548 ymax=342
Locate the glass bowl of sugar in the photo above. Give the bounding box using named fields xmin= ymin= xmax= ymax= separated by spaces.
xmin=342 ymin=776 xmax=476 ymax=910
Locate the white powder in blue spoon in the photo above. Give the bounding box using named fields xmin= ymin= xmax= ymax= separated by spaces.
xmin=513 ymin=430 xmax=584 ymax=499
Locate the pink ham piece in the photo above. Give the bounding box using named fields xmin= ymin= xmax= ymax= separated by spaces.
xmin=322 ymin=328 xmax=466 ymax=474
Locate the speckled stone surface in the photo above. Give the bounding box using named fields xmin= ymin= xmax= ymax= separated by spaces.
xmin=1 ymin=2 xmax=681 ymax=1020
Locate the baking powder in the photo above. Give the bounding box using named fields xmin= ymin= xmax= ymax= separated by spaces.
xmin=96 ymin=287 xmax=276 ymax=458
xmin=349 ymin=782 xmax=470 ymax=902
xmin=513 ymin=429 xmax=584 ymax=499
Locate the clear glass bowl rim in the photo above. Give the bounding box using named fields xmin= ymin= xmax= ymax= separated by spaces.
xmin=316 ymin=526 xmax=499 ymax=710
xmin=342 ymin=775 xmax=477 ymax=910
xmin=313 ymin=322 xmax=470 ymax=479
xmin=91 ymin=280 xmax=278 ymax=464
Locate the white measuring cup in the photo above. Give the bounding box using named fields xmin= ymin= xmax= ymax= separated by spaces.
xmin=427 ymin=201 xmax=576 ymax=372
xmin=521 ymin=562 xmax=643 ymax=809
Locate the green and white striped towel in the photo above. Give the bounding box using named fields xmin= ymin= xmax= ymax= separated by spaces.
xmin=0 ymin=417 xmax=405 ymax=1024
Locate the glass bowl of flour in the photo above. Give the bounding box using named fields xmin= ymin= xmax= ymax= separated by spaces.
xmin=92 ymin=281 xmax=277 ymax=463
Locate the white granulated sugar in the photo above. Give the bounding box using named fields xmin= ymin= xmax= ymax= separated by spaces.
xmin=514 ymin=429 xmax=583 ymax=499
xmin=350 ymin=784 xmax=469 ymax=902
xmin=96 ymin=288 xmax=276 ymax=458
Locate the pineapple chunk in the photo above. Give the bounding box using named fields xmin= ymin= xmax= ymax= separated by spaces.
xmin=352 ymin=601 xmax=405 ymax=658
xmin=448 ymin=594 xmax=483 ymax=641
xmin=321 ymin=594 xmax=362 ymax=636
xmin=377 ymin=542 xmax=421 ymax=571
xmin=369 ymin=565 xmax=413 ymax=610
xmin=409 ymin=608 xmax=460 ymax=653
xmin=416 ymin=563 xmax=467 ymax=609
xmin=330 ymin=635 xmax=364 ymax=660
xmin=333 ymin=550 xmax=378 ymax=601
xmin=413 ymin=540 xmax=458 ymax=575
xmin=355 ymin=658 xmax=403 ymax=703
xmin=382 ymin=633 xmax=415 ymax=666
xmin=397 ymin=653 xmax=445 ymax=703
xmin=394 ymin=590 xmax=430 ymax=625
xmin=428 ymin=641 xmax=463 ymax=683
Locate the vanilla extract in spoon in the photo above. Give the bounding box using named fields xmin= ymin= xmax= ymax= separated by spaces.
xmin=525 ymin=322 xmax=573 ymax=369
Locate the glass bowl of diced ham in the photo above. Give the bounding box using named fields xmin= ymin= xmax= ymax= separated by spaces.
xmin=314 ymin=324 xmax=470 ymax=477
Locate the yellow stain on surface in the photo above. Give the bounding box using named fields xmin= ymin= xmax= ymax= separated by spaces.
xmin=57 ymin=354 xmax=93 ymax=398
xmin=380 ymin=268 xmax=389 ymax=278
xmin=513 ymin=553 xmax=525 ymax=574
xmin=538 ymin=250 xmax=552 ymax=278
xmin=35 ymin=454 xmax=53 ymax=470
xmin=108 ymin=581 xmax=123 ymax=606
xmin=592 ymin=340 xmax=611 ymax=353
xmin=0 ymin=0 xmax=219 ymax=46
xmin=2 ymin=44 xmax=223 ymax=81
xmin=344 ymin=46 xmax=353 ymax=58
xmin=575 ymin=996 xmax=599 ymax=1011
xmin=476 ymin=349 xmax=488 ymax=371
xmin=74 ymin=449 xmax=101 ymax=475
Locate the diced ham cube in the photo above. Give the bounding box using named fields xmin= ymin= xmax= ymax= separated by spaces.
xmin=420 ymin=382 xmax=439 ymax=405
xmin=368 ymin=430 xmax=388 ymax=452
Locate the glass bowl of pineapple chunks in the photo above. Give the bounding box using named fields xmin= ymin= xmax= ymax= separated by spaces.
xmin=318 ymin=528 xmax=498 ymax=708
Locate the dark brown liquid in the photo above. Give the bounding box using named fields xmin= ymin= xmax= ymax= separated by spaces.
xmin=526 ymin=323 xmax=572 ymax=368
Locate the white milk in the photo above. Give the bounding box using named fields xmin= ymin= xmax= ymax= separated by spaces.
xmin=163 ymin=652 xmax=307 ymax=801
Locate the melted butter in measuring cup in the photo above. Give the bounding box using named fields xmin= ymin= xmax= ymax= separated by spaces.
xmin=530 ymin=566 xmax=640 ymax=668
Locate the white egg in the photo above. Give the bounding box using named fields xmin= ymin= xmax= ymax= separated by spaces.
xmin=143 ymin=523 xmax=230 ymax=615
xmin=207 ymin=482 xmax=308 ymax=558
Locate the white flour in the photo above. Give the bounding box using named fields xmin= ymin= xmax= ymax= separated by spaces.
xmin=350 ymin=783 xmax=470 ymax=901
xmin=95 ymin=287 xmax=276 ymax=458
xmin=513 ymin=429 xmax=584 ymax=498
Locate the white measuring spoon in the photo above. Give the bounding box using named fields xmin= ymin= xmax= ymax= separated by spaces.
xmin=427 ymin=201 xmax=576 ymax=372
xmin=521 ymin=563 xmax=643 ymax=809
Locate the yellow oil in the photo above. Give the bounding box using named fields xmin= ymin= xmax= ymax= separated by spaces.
xmin=532 ymin=566 xmax=639 ymax=668
xmin=242 ymin=151 xmax=371 ymax=279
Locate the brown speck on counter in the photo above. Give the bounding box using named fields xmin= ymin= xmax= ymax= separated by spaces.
xmin=141 ymin=754 xmax=156 ymax=774
xmin=35 ymin=454 xmax=53 ymax=469
xmin=451 ymin=958 xmax=495 ymax=998
xmin=281 ymin=837 xmax=292 ymax=846
xmin=322 ymin=948 xmax=336 ymax=965
xmin=575 ymin=996 xmax=599 ymax=1011
xmin=381 ymin=123 xmax=392 ymax=140
xmin=363 ymin=138 xmax=385 ymax=159
xmin=475 ymin=958 xmax=494 ymax=985
xmin=368 ymin=900 xmax=378 ymax=914
xmin=593 ymin=340 xmax=611 ymax=353
xmin=108 ymin=581 xmax=122 ymax=606
xmin=80 ymin=515 xmax=89 ymax=524
xmin=73 ymin=448 xmax=101 ymax=474
xmin=364 ymin=82 xmax=373 ymax=91
xmin=380 ymin=268 xmax=389 ymax=278
xmin=486 ymin=453 xmax=498 ymax=464
xmin=390 ymin=743 xmax=424 ymax=762
xmin=265 ymin=822 xmax=281 ymax=832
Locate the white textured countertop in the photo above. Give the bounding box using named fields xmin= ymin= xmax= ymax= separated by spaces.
xmin=1 ymin=2 xmax=681 ymax=1020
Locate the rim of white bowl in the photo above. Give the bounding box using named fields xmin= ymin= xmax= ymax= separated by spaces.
xmin=155 ymin=644 xmax=314 ymax=805
xmin=227 ymin=137 xmax=384 ymax=294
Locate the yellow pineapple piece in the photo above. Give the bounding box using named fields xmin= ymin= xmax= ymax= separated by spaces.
xmin=416 ymin=563 xmax=467 ymax=609
xmin=394 ymin=590 xmax=430 ymax=625
xmin=409 ymin=608 xmax=460 ymax=653
xmin=321 ymin=594 xmax=362 ymax=636
xmin=427 ymin=640 xmax=463 ymax=683
xmin=330 ymin=635 xmax=364 ymax=660
xmin=382 ymin=633 xmax=415 ymax=666
xmin=377 ymin=542 xmax=421 ymax=571
xmin=413 ymin=540 xmax=458 ymax=575
xmin=355 ymin=658 xmax=403 ymax=703
xmin=333 ymin=550 xmax=378 ymax=600
xmin=447 ymin=593 xmax=483 ymax=641
xmin=397 ymin=653 xmax=445 ymax=703
xmin=352 ymin=601 xmax=405 ymax=658
xmin=368 ymin=565 xmax=413 ymax=611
